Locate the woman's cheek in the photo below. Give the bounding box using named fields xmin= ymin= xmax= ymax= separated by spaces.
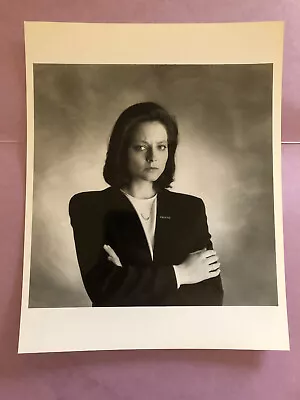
xmin=162 ymin=152 xmax=168 ymax=166
xmin=133 ymin=154 xmax=145 ymax=172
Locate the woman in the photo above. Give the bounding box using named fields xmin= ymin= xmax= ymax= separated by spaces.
xmin=69 ymin=102 xmax=223 ymax=306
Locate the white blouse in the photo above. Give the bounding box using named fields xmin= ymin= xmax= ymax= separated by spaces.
xmin=122 ymin=191 xmax=157 ymax=260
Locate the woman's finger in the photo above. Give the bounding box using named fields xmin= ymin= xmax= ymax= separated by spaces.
xmin=202 ymin=250 xmax=217 ymax=258
xmin=104 ymin=244 xmax=118 ymax=258
xmin=209 ymin=262 xmax=221 ymax=272
xmin=105 ymin=244 xmax=122 ymax=267
xmin=108 ymin=255 xmax=122 ymax=267
xmin=207 ymin=255 xmax=219 ymax=265
xmin=209 ymin=268 xmax=221 ymax=277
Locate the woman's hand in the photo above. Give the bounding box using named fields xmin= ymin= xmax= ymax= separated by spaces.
xmin=174 ymin=248 xmax=221 ymax=286
xmin=104 ymin=244 xmax=122 ymax=267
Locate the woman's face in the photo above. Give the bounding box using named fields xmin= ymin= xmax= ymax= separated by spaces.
xmin=127 ymin=121 xmax=169 ymax=183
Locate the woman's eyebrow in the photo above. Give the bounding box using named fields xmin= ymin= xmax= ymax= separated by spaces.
xmin=132 ymin=140 xmax=149 ymax=144
xmin=132 ymin=139 xmax=168 ymax=144
xmin=157 ymin=140 xmax=168 ymax=144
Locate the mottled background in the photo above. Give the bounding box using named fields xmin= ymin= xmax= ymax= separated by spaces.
xmin=29 ymin=63 xmax=277 ymax=307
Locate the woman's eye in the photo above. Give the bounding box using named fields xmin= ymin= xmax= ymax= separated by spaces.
xmin=158 ymin=145 xmax=167 ymax=151
xmin=133 ymin=145 xmax=147 ymax=151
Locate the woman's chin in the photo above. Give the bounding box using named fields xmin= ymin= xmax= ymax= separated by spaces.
xmin=132 ymin=170 xmax=162 ymax=183
xmin=144 ymin=173 xmax=162 ymax=182
xmin=140 ymin=177 xmax=158 ymax=183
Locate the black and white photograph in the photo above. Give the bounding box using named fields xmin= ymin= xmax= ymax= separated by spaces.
xmin=19 ymin=22 xmax=288 ymax=353
xmin=30 ymin=63 xmax=275 ymax=308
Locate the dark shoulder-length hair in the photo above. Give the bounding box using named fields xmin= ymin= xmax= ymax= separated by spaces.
xmin=103 ymin=102 xmax=179 ymax=190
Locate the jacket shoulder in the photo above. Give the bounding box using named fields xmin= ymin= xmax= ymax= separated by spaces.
xmin=163 ymin=189 xmax=205 ymax=208
xmin=69 ymin=187 xmax=112 ymax=215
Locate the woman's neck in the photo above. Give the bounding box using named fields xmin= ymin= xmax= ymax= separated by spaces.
xmin=123 ymin=180 xmax=156 ymax=199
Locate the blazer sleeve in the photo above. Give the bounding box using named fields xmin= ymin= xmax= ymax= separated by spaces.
xmin=194 ymin=198 xmax=213 ymax=250
xmin=69 ymin=194 xmax=178 ymax=306
xmin=191 ymin=198 xmax=224 ymax=306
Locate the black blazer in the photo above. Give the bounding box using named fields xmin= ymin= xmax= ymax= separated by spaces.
xmin=69 ymin=187 xmax=223 ymax=307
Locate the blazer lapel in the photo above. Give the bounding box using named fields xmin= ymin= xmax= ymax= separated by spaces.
xmin=153 ymin=190 xmax=174 ymax=263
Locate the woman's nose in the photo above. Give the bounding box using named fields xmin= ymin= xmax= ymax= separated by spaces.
xmin=146 ymin=148 xmax=157 ymax=162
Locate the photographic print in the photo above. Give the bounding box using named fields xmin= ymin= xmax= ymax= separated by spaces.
xmin=19 ymin=22 xmax=289 ymax=353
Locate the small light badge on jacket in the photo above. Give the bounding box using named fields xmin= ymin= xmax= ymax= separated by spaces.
xmin=159 ymin=215 xmax=171 ymax=220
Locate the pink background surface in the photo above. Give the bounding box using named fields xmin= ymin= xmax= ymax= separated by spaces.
xmin=0 ymin=1 xmax=299 ymax=399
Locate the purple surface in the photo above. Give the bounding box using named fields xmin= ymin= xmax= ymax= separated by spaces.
xmin=0 ymin=1 xmax=299 ymax=399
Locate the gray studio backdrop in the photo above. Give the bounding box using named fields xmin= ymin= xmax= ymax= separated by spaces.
xmin=29 ymin=64 xmax=277 ymax=307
